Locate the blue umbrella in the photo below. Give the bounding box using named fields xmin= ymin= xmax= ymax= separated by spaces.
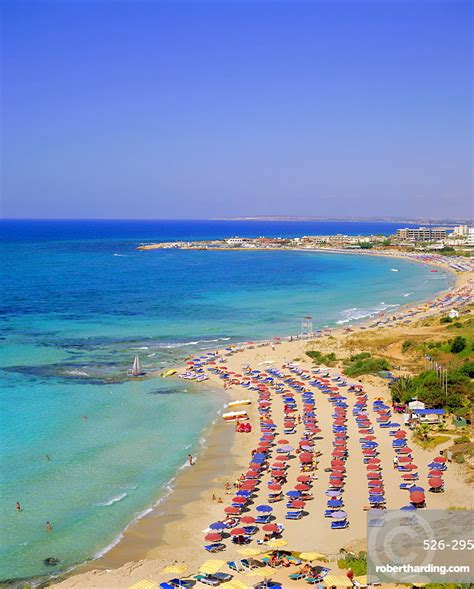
xmin=286 ymin=490 xmax=301 ymax=497
xmin=393 ymin=439 xmax=406 ymax=446
xmin=209 ymin=522 xmax=226 ymax=530
xmin=256 ymin=505 xmax=273 ymax=513
xmin=410 ymin=486 xmax=424 ymax=493
xmin=236 ymin=490 xmax=251 ymax=497
xmin=327 ymin=499 xmax=343 ymax=508
xmin=401 ymin=505 xmax=416 ymax=511
xmin=369 ymin=495 xmax=385 ymax=503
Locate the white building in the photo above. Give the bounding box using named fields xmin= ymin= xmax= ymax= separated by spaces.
xmin=226 ymin=237 xmax=243 ymax=246
xmin=453 ymin=225 xmax=469 ymax=237
xmin=467 ymin=227 xmax=474 ymax=247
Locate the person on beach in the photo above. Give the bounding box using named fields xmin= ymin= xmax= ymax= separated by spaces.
xmin=46 ymin=521 xmax=52 ymax=532
xmin=393 ymin=457 xmax=398 ymax=469
xmin=212 ymin=494 xmax=216 ymax=501
xmin=188 ymin=454 xmax=194 ymax=466
xmin=217 ymin=497 xmax=223 ymax=503
xmin=16 ymin=501 xmax=21 ymax=511
xmin=346 ymin=568 xmax=354 ymax=581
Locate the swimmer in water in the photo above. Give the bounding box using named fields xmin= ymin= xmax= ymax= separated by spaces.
xmin=46 ymin=521 xmax=52 ymax=532
xmin=16 ymin=502 xmax=21 ymax=511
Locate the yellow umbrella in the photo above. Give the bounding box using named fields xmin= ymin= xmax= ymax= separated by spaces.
xmin=128 ymin=581 xmax=157 ymax=589
xmin=323 ymin=574 xmax=353 ymax=587
xmin=198 ymin=559 xmax=225 ymax=575
xmin=238 ymin=547 xmax=265 ymax=557
xmin=161 ymin=564 xmax=188 ymax=575
xmin=353 ymin=575 xmax=368 ymax=586
xmin=266 ymin=538 xmax=288 ymax=549
xmin=221 ymin=581 xmax=250 ymax=589
xmin=248 ymin=566 xmax=274 ymax=577
xmin=298 ymin=551 xmax=328 ymax=561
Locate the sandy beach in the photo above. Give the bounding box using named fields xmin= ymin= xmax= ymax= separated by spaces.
xmin=52 ymin=254 xmax=473 ymax=589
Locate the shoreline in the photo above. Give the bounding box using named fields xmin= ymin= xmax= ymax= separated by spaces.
xmin=47 ymin=252 xmax=472 ymax=588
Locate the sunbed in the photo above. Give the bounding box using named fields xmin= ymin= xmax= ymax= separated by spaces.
xmin=204 ymin=543 xmax=226 ymax=553
xmin=331 ymin=519 xmax=348 ymax=529
xmin=285 ymin=509 xmax=303 ymax=519
xmin=228 ymin=559 xmax=249 ymax=572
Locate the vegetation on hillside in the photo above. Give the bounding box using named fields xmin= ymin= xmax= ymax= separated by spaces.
xmin=305 ymin=350 xmax=337 ymax=366
xmin=342 ymin=352 xmax=390 ymax=377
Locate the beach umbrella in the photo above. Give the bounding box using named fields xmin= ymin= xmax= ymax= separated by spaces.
xmin=266 ymin=539 xmax=288 ymax=549
xmin=369 ymin=495 xmax=385 ymax=504
xmin=410 ymin=491 xmax=425 ymax=504
xmin=410 ymin=486 xmax=424 ymax=493
xmin=286 ymin=490 xmax=301 ymax=497
xmin=363 ymin=435 xmax=377 ymax=441
xmin=268 ymin=483 xmax=281 ymax=491
xmin=238 ymin=548 xmax=264 ymax=558
xmin=327 ymin=499 xmax=343 ymax=508
xmin=162 ymin=563 xmax=188 ymax=575
xmin=429 ymin=477 xmax=443 ymax=488
xmin=330 ymin=510 xmax=347 ymax=519
xmin=236 ymin=490 xmax=251 ymax=497
xmin=279 ymin=445 xmax=294 ymax=453
xmin=428 ymin=470 xmax=443 ymax=477
xmin=401 ymin=505 xmax=416 ymax=511
xmin=277 ymin=439 xmax=289 ymax=444
xmin=232 ymin=497 xmax=247 ymax=504
xmin=404 ymin=463 xmax=418 ymax=470
xmin=295 ymin=483 xmax=310 ymax=491
xmin=248 ymin=566 xmax=275 ymax=579
xmin=366 ymin=464 xmax=380 ymax=471
xmin=397 ymin=448 xmax=412 ymax=454
xmin=398 ymin=456 xmax=412 ymax=463
xmin=367 ymin=458 xmax=381 ymax=464
xmin=199 ymin=559 xmax=225 ymax=575
xmin=433 ymin=456 xmax=447 ymax=463
xmin=299 ymin=552 xmax=328 ymax=561
xmin=394 ymin=430 xmax=407 ymax=438
xmin=205 ymin=532 xmax=223 ymax=542
xmin=262 ymin=523 xmax=279 ymax=532
xmin=225 ymin=506 xmax=240 ymax=514
xmin=240 ymin=516 xmax=256 ymax=524
xmin=290 ymin=500 xmax=305 ymax=508
xmin=297 ymin=475 xmax=312 ymax=483
xmin=323 ymin=575 xmax=353 ymax=587
xmin=256 ymin=505 xmax=273 ymax=513
xmin=367 ymin=472 xmax=381 ymax=479
xmin=230 ymin=527 xmax=247 ymax=536
xmin=209 ymin=522 xmax=226 ymax=530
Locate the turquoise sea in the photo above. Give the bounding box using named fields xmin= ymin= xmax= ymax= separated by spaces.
xmin=0 ymin=220 xmax=452 ymax=583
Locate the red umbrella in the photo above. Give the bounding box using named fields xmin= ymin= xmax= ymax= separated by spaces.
xmin=297 ymin=475 xmax=312 ymax=482
xmin=231 ymin=527 xmax=247 ymax=535
xmin=232 ymin=497 xmax=247 ymax=504
xmin=275 ymin=455 xmax=287 ymax=461
xmin=410 ymin=491 xmax=425 ymax=504
xmin=278 ymin=439 xmax=289 ymax=445
xmin=363 ymin=449 xmax=376 ymax=455
xmin=225 ymin=506 xmax=240 ymax=514
xmin=428 ymin=470 xmax=443 ymax=477
xmin=241 ymin=516 xmax=256 ymax=524
xmin=295 ymin=483 xmax=310 ymax=491
xmin=429 ymin=477 xmax=444 ymax=488
xmin=369 ymin=487 xmax=384 ymax=494
xmin=394 ymin=430 xmax=407 ymax=438
xmin=205 ymin=532 xmax=222 ymax=541
xmin=300 ymin=453 xmax=314 ymax=463
xmin=367 ymin=472 xmax=381 ymax=479
xmin=241 ymin=482 xmax=257 ymax=490
xmin=268 ymin=483 xmax=281 ymax=491
xmin=405 ymin=464 xmax=417 ymax=470
xmin=331 ymin=459 xmax=344 ymax=466
xmin=262 ymin=523 xmax=279 ymax=532
xmin=368 ymin=458 xmax=381 ymax=464
xmin=433 ymin=456 xmax=447 ymax=463
xmin=367 ymin=464 xmax=380 ymax=471
xmin=290 ymin=500 xmax=305 ymax=508
xmin=397 ymin=448 xmax=412 ymax=454
xmin=363 ymin=436 xmax=377 ymax=441
xmin=398 ymin=456 xmax=412 ymax=463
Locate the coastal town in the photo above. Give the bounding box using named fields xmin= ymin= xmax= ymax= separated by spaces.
xmin=137 ymin=224 xmax=474 ymax=254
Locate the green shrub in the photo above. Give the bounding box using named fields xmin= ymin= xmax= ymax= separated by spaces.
xmin=344 ymin=357 xmax=390 ymax=377
xmin=460 ymin=360 xmax=474 ymax=379
xmin=450 ymin=336 xmax=467 ymax=354
xmin=440 ymin=316 xmax=453 ymax=324
xmin=402 ymin=340 xmax=413 ymax=353
xmin=306 ymin=350 xmax=337 ymax=366
xmin=455 ymin=454 xmax=465 ymax=464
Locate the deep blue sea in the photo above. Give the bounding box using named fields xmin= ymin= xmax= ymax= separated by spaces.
xmin=0 ymin=220 xmax=452 ymax=582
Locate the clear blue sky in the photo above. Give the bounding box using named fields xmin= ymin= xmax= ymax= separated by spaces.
xmin=1 ymin=0 xmax=472 ymax=219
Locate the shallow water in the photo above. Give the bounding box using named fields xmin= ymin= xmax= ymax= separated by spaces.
xmin=0 ymin=220 xmax=451 ymax=581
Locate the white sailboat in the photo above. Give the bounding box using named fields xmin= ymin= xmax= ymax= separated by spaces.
xmin=129 ymin=355 xmax=143 ymax=377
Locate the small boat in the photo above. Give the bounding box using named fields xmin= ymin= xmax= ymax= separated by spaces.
xmin=128 ymin=355 xmax=144 ymax=377
xmin=430 ymin=269 xmax=438 ymax=273
xmin=161 ymin=368 xmax=177 ymax=377
xmin=227 ymin=399 xmax=252 ymax=408
xmin=222 ymin=411 xmax=248 ymax=422
xmin=390 ymin=269 xmax=399 ymax=272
